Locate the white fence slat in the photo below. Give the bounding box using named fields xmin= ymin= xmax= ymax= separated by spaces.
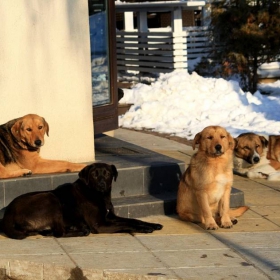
xmin=116 ymin=27 xmax=214 ymax=73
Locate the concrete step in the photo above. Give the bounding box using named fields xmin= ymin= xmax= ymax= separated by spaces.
xmin=113 ymin=188 xmax=245 ymax=219
xmin=0 ymin=134 xmax=246 ymax=219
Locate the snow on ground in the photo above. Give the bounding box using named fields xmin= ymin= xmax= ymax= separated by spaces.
xmin=118 ymin=70 xmax=280 ymax=139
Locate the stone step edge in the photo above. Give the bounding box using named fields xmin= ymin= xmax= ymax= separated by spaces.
xmin=0 ymin=258 xmax=172 ymax=280
xmin=112 ymin=188 xmax=245 ymax=219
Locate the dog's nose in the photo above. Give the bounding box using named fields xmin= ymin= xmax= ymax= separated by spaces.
xmin=34 ymin=140 xmax=42 ymax=147
xmin=97 ymin=181 xmax=107 ymax=192
xmin=253 ymin=157 xmax=260 ymax=163
xmin=215 ymin=144 xmax=222 ymax=151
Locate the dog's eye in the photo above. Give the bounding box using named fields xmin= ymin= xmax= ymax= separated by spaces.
xmin=221 ymin=136 xmax=225 ymax=139
xmin=256 ymin=145 xmax=260 ymax=148
xmin=38 ymin=126 xmax=43 ymax=130
xmin=26 ymin=128 xmax=32 ymax=132
xmin=207 ymin=136 xmax=213 ymax=140
xmin=243 ymin=146 xmax=250 ymax=150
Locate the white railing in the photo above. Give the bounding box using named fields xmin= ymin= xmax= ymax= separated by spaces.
xmin=116 ymin=26 xmax=215 ymax=73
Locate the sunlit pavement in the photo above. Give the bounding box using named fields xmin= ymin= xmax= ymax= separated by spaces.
xmin=0 ymin=128 xmax=279 ymax=279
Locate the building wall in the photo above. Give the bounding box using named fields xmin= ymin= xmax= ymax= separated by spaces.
xmin=0 ymin=0 xmax=95 ymax=163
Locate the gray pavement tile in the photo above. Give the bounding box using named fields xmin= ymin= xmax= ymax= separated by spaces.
xmin=114 ymin=129 xmax=190 ymax=151
xmin=152 ymin=249 xmax=250 ymax=269
xmin=219 ymin=216 xmax=280 ymax=232
xmin=70 ymin=251 xmax=167 ymax=271
xmin=1 ymin=254 xmax=74 ymax=267
xmin=172 ymin=266 xmax=269 ymax=280
xmin=213 ymin=232 xmax=280 ymax=248
xmin=0 ymin=237 xmax=65 ymax=254
xmin=213 ymin=232 xmax=280 ymax=279
xmin=136 ymin=234 xmax=228 ymax=251
xmin=272 ymin=218 xmax=280 ymax=227
xmin=250 ymin=205 xmax=280 ymax=218
xmin=236 ymin=249 xmax=280 ymax=279
xmin=243 ymin=189 xmax=280 ymax=206
xmin=103 ymin=268 xmax=178 ymax=279
xmin=0 ymin=238 xmax=75 ymax=267
xmin=57 ymin=235 xmax=148 ymax=253
xmin=232 ymin=179 xmax=268 ymax=191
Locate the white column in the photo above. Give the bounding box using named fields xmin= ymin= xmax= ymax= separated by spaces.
xmin=124 ymin=11 xmax=134 ymax=31
xmin=172 ymin=7 xmax=183 ymax=33
xmin=171 ymin=8 xmax=187 ymax=70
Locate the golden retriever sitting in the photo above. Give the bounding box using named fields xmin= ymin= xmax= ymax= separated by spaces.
xmin=0 ymin=114 xmax=87 ymax=179
xmin=177 ymin=126 xmax=248 ymax=230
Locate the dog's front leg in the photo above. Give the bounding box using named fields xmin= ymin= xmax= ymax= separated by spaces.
xmin=218 ymin=186 xmax=233 ymax=228
xmin=196 ymin=191 xmax=219 ymax=230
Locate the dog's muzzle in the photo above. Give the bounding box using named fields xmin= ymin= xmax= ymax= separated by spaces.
xmin=253 ymin=156 xmax=260 ymax=163
xmin=249 ymin=151 xmax=260 ymax=164
xmin=97 ymin=180 xmax=108 ymax=192
xmin=34 ymin=140 xmax=42 ymax=147
xmin=215 ymin=144 xmax=223 ymax=155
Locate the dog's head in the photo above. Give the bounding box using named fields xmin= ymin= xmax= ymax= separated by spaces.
xmin=234 ymin=133 xmax=268 ymax=165
xmin=192 ymin=126 xmax=234 ymax=157
xmin=78 ymin=163 xmax=118 ymax=192
xmin=11 ymin=114 xmax=49 ymax=150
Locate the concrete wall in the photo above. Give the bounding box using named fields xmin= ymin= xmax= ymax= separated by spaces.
xmin=0 ymin=0 xmax=95 ymax=162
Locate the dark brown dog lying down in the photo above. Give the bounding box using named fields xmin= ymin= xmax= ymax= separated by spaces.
xmin=0 ymin=163 xmax=163 ymax=239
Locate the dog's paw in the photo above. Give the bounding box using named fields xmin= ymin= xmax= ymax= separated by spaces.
xmin=247 ymin=171 xmax=268 ymax=179
xmin=137 ymin=226 xmax=154 ymax=233
xmin=205 ymin=223 xmax=219 ymax=230
xmin=220 ymin=221 xmax=233 ymax=229
xmin=151 ymin=223 xmax=163 ymax=230
xmin=205 ymin=218 xmax=219 ymax=230
xmin=220 ymin=215 xmax=235 ymax=228
xmin=81 ymin=227 xmax=91 ymax=236
xmin=23 ymin=170 xmax=32 ymax=176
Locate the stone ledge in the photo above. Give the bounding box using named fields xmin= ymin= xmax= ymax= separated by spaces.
xmin=0 ymin=259 xmax=174 ymax=280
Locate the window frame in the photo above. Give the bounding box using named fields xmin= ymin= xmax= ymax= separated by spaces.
xmin=92 ymin=0 xmax=118 ymax=134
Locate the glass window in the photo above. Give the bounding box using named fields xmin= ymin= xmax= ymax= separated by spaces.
xmin=89 ymin=0 xmax=111 ymax=106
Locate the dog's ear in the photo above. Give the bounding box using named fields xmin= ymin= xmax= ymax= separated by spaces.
xmin=78 ymin=165 xmax=92 ymax=185
xmin=42 ymin=118 xmax=49 ymax=137
xmin=111 ymin=165 xmax=118 ymax=182
xmin=259 ymin=136 xmax=268 ymax=148
xmin=234 ymin=138 xmax=239 ymax=149
xmin=227 ymin=133 xmax=235 ymax=150
xmin=11 ymin=120 xmax=23 ymax=142
xmin=192 ymin=132 xmax=201 ymax=150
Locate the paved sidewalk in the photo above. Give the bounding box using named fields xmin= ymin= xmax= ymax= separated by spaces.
xmin=0 ymin=128 xmax=280 ymax=279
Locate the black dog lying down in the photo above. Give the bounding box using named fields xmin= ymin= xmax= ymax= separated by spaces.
xmin=0 ymin=163 xmax=163 ymax=239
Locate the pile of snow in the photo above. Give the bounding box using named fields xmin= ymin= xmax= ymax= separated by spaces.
xmin=258 ymin=80 xmax=280 ymax=96
xmin=119 ymin=70 xmax=280 ymax=139
xmin=258 ymin=62 xmax=280 ymax=78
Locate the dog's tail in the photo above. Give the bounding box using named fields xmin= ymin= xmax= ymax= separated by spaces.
xmin=229 ymin=206 xmax=249 ymax=217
